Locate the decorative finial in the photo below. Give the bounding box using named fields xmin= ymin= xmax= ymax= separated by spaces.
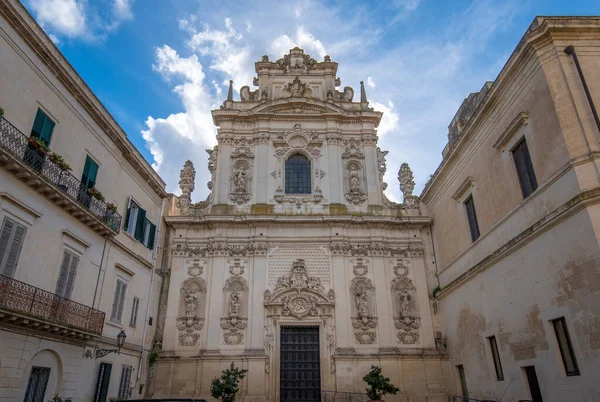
xmin=179 ymin=160 xmax=196 ymax=207
xmin=360 ymin=80 xmax=368 ymax=103
xmin=398 ymin=163 xmax=415 ymax=197
xmin=227 ymin=80 xmax=233 ymax=101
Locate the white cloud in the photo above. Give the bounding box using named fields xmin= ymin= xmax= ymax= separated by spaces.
xmin=367 ymin=76 xmax=376 ymax=88
xmin=370 ymin=101 xmax=399 ymax=139
xmin=28 ymin=0 xmax=134 ymax=41
xmin=29 ymin=0 xmax=86 ymax=38
xmin=246 ymin=20 xmax=253 ymax=33
xmin=271 ymin=26 xmax=328 ymax=60
xmin=141 ymin=45 xmax=218 ymax=196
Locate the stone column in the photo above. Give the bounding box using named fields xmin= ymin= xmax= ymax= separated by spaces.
xmin=331 ymin=244 xmax=351 ymax=348
xmin=372 ymin=253 xmax=393 ymax=347
xmin=249 ymin=250 xmax=267 ymax=349
xmin=163 ymin=253 xmax=185 ymax=351
xmin=410 ymin=246 xmax=435 ymax=348
xmin=255 ymin=133 xmax=270 ymax=204
xmin=216 ymin=139 xmax=232 ymax=204
xmin=326 ymin=134 xmax=343 ymax=204
xmin=205 ymin=253 xmax=226 ymax=350
xmin=363 ymin=135 xmax=380 ymax=205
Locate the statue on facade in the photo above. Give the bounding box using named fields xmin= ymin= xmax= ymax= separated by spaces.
xmin=234 ymin=168 xmax=247 ymax=192
xmin=184 ymin=293 xmax=198 ymax=317
xmin=399 ymin=290 xmax=412 ymax=317
xmin=229 ymin=291 xmax=241 ymax=317
xmin=349 ymin=168 xmax=361 ymax=193
xmin=355 ymin=286 xmax=369 ymax=318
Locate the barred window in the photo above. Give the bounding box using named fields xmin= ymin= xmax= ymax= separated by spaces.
xmin=285 ymin=154 xmax=311 ymax=194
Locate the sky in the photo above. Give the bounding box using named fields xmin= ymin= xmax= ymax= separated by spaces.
xmin=24 ymin=0 xmax=599 ymax=203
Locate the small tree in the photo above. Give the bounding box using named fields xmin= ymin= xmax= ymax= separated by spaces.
xmin=363 ymin=365 xmax=400 ymax=401
xmin=210 ymin=362 xmax=248 ymax=402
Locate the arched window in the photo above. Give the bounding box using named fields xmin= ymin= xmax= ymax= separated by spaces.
xmin=285 ymin=154 xmax=311 ymax=194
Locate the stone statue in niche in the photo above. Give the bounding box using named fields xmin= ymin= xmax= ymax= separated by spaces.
xmin=355 ymin=286 xmax=369 ymax=318
xmin=399 ymin=290 xmax=412 ymax=317
xmin=234 ymin=168 xmax=247 ymax=192
xmin=350 ymin=168 xmax=361 ymax=193
xmin=230 ymin=291 xmax=241 ymax=317
xmin=184 ymin=293 xmax=197 ymax=317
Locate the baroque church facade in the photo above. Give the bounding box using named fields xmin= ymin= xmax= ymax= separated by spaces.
xmin=152 ymin=48 xmax=450 ymax=401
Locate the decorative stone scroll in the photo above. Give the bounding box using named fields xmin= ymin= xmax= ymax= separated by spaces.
xmin=176 ymin=278 xmax=207 ymax=346
xmin=350 ymin=277 xmax=378 ymax=344
xmin=275 ymin=47 xmax=318 ymax=74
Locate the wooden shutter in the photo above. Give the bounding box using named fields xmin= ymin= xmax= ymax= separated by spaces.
xmin=0 ymin=217 xmax=27 ymax=277
xmin=55 ymin=252 xmax=71 ymax=297
xmin=30 ymin=109 xmax=54 ymax=146
xmin=118 ymin=365 xmax=133 ymax=400
xmin=147 ymin=222 xmax=156 ymax=250
xmin=117 ymin=281 xmax=127 ymax=322
xmin=82 ymin=156 xmax=99 ymax=190
xmin=130 ymin=297 xmax=139 ymax=327
xmin=123 ymin=196 xmax=132 ymax=232
xmin=93 ymin=363 xmax=112 ymax=402
xmin=110 ymin=281 xmax=124 ymax=322
xmin=64 ymin=254 xmax=79 ymax=299
xmin=134 ymin=208 xmax=146 ymax=241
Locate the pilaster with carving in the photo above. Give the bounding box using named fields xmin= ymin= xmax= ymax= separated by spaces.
xmin=390 ymin=258 xmax=421 ymax=345
xmin=342 ymin=138 xmax=368 ymax=205
xmin=350 ymin=276 xmax=378 ymax=344
xmin=220 ymin=258 xmax=249 ymax=345
xmin=177 ymin=276 xmax=207 ymax=347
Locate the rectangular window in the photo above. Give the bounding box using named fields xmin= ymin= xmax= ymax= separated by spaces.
xmin=81 ymin=155 xmax=99 ymax=191
xmin=110 ymin=279 xmax=128 ymax=323
xmin=55 ymin=250 xmax=79 ymax=299
xmin=93 ymin=363 xmax=112 ymax=402
xmin=30 ymin=109 xmax=55 ymax=146
xmin=118 ymin=365 xmax=133 ymax=400
xmin=457 ymin=365 xmax=468 ymax=398
xmin=124 ymin=197 xmax=140 ymax=235
xmin=23 ymin=366 xmax=51 ymax=402
xmin=464 ymin=195 xmax=480 ymax=242
xmin=512 ymin=138 xmax=538 ymax=198
xmin=130 ymin=296 xmax=140 ymax=327
xmin=488 ymin=336 xmax=504 ymax=381
xmin=552 ymin=317 xmax=580 ymax=376
xmin=524 ymin=366 xmax=543 ymax=402
xmin=0 ymin=216 xmax=27 ymax=277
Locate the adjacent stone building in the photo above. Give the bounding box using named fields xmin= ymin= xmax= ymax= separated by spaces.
xmin=152 ymin=48 xmax=450 ymax=401
xmin=421 ymin=17 xmax=600 ymax=402
xmin=0 ymin=1 xmax=167 ymax=401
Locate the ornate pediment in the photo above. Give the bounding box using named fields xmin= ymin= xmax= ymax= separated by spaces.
xmin=264 ymin=259 xmax=334 ymax=318
xmin=251 ymin=98 xmax=347 ymax=116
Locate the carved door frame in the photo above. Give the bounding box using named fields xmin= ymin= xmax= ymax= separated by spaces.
xmin=267 ymin=316 xmax=334 ymax=402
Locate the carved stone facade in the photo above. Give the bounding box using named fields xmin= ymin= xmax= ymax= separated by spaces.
xmin=155 ymin=48 xmax=448 ymax=402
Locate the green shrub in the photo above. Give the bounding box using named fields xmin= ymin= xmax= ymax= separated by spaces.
xmin=210 ymin=362 xmax=248 ymax=402
xmin=363 ymin=365 xmax=400 ymax=400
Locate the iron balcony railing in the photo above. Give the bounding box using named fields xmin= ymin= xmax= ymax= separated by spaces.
xmin=0 ymin=115 xmax=122 ymax=233
xmin=0 ymin=273 xmax=105 ymax=335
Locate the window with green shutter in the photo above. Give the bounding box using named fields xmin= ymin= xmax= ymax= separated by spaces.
xmin=81 ymin=156 xmax=99 ymax=191
xmin=0 ymin=216 xmax=27 ymax=277
xmin=134 ymin=208 xmax=146 ymax=241
xmin=30 ymin=109 xmax=55 ymax=146
xmin=55 ymin=250 xmax=79 ymax=299
xmin=142 ymin=219 xmax=156 ymax=249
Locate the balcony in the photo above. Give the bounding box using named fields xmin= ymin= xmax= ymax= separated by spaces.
xmin=0 ymin=274 xmax=105 ymax=338
xmin=0 ymin=115 xmax=121 ymax=236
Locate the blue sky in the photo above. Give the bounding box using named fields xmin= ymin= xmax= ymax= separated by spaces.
xmin=24 ymin=0 xmax=599 ymax=202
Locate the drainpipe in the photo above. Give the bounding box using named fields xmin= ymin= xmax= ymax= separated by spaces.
xmin=137 ymin=197 xmax=165 ymax=384
xmin=92 ymin=239 xmax=108 ymax=309
xmin=564 ymin=45 xmax=600 ymax=134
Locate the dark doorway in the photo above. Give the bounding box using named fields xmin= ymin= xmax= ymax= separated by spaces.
xmin=280 ymin=326 xmax=320 ymax=402
xmin=23 ymin=366 xmax=51 ymax=402
xmin=93 ymin=363 xmax=112 ymax=402
xmin=524 ymin=366 xmax=543 ymax=402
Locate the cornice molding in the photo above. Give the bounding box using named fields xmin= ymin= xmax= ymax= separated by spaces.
xmin=493 ymin=112 xmax=529 ymax=150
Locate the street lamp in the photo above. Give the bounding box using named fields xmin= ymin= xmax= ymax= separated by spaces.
xmin=95 ymin=330 xmax=127 ymax=358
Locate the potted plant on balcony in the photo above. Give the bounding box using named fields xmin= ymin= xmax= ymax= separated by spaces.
xmin=27 ymin=136 xmax=49 ymax=156
xmin=106 ymin=202 xmax=117 ymax=213
xmin=87 ymin=187 xmax=105 ymax=202
xmin=363 ymin=365 xmax=400 ymax=402
xmin=47 ymin=152 xmax=72 ymax=171
xmin=210 ymin=362 xmax=248 ymax=402
xmin=0 ymin=107 xmax=4 ymax=116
